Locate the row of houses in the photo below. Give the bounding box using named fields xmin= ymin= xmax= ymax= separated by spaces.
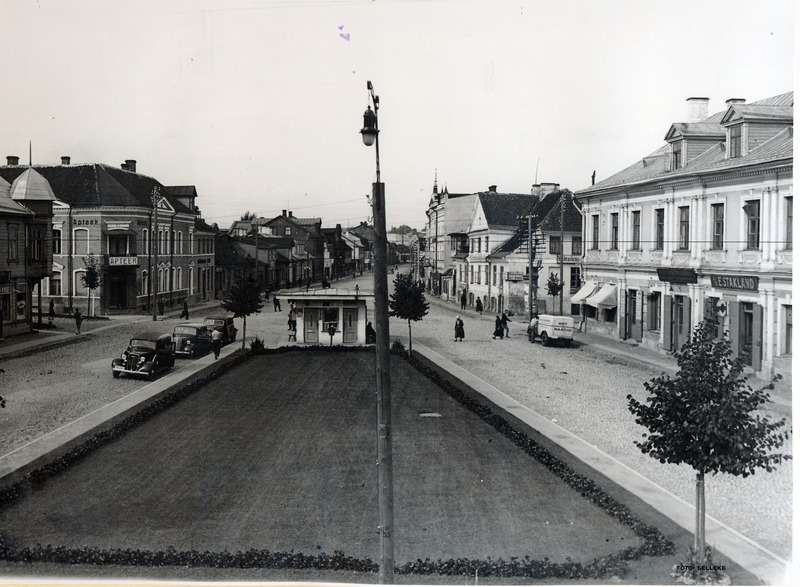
xmin=422 ymin=92 xmax=793 ymax=382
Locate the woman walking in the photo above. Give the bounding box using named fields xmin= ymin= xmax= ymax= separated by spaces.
xmin=74 ymin=309 xmax=83 ymax=335
xmin=454 ymin=315 xmax=465 ymax=342
xmin=492 ymin=315 xmax=504 ymax=340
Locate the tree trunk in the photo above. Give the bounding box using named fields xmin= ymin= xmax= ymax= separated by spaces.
xmin=407 ymin=319 xmax=412 ymax=355
xmin=694 ymin=470 xmax=706 ymax=556
xmin=87 ymin=290 xmax=91 ymax=316
xmin=241 ymin=316 xmax=247 ymax=356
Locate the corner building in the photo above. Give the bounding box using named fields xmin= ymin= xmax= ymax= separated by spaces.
xmin=574 ymin=93 xmax=792 ymax=382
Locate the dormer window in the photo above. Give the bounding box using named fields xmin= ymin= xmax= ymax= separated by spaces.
xmin=729 ymin=125 xmax=742 ymax=158
xmin=671 ymin=141 xmax=683 ymax=170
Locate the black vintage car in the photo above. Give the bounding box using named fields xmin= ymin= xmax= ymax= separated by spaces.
xmin=172 ymin=323 xmax=213 ymax=358
xmin=112 ymin=332 xmax=175 ymax=379
xmin=202 ymin=316 xmax=238 ymax=345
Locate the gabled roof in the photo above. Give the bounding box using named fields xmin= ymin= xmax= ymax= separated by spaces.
xmin=664 ymin=123 xmax=725 ymax=141
xmin=477 ymin=192 xmax=538 ymax=229
xmin=720 ymin=104 xmax=793 ymax=125
xmin=0 ymin=176 xmax=32 ymax=216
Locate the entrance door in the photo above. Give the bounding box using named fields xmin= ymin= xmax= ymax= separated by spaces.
xmin=343 ymin=308 xmax=358 ymax=343
xmin=739 ymin=302 xmax=754 ymax=366
xmin=109 ymin=274 xmax=128 ymax=309
xmin=305 ymin=309 xmax=319 ymax=344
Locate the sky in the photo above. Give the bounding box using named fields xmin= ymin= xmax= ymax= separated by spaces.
xmin=0 ymin=0 xmax=794 ymax=232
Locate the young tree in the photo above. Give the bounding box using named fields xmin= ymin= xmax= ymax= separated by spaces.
xmin=545 ymin=272 xmax=563 ymax=313
xmin=627 ymin=310 xmax=790 ymax=562
xmin=221 ymin=275 xmax=264 ymax=355
xmin=81 ymin=254 xmax=101 ymax=316
xmin=388 ymin=273 xmax=429 ymax=355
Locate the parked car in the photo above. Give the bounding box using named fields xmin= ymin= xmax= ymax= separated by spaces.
xmin=202 ymin=316 xmax=237 ymax=345
xmin=528 ymin=314 xmax=574 ymax=347
xmin=112 ymin=332 xmax=175 ymax=379
xmin=172 ymin=323 xmax=214 ymax=358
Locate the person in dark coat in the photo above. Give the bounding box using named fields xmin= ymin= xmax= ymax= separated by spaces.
xmin=454 ymin=315 xmax=465 ymax=342
xmin=273 ymin=296 xmax=281 ymax=312
xmin=365 ymin=321 xmax=376 ymax=344
xmin=48 ymin=299 xmax=55 ymax=325
xmin=158 ymin=297 xmax=165 ymax=316
xmin=74 ymin=309 xmax=83 ymax=335
xmin=501 ymin=310 xmax=511 ymax=338
xmin=475 ymin=298 xmax=483 ymax=315
xmin=181 ymin=299 xmax=189 ymax=319
xmin=492 ymin=315 xmax=504 ymax=340
xmin=460 ymin=292 xmax=467 ymax=310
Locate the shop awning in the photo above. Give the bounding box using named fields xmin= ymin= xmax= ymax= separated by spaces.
xmin=570 ymin=281 xmax=597 ymax=304
xmin=585 ymin=283 xmax=618 ymax=309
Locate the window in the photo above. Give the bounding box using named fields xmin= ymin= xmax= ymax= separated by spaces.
xmin=53 ymin=229 xmax=62 ymax=255
xmin=570 ymin=267 xmax=580 ymax=289
xmin=671 ymin=141 xmax=682 ymax=170
xmin=655 ymin=209 xmax=665 ymax=249
xmin=571 ymin=236 xmax=582 ymax=255
xmin=745 ymin=200 xmax=760 ymax=249
xmin=549 ymin=236 xmax=561 ymax=255
xmin=50 ymin=271 xmax=62 ymax=296
xmin=785 ymin=197 xmax=793 ymax=250
xmin=469 ymin=266 xmax=474 ymax=284
xmin=711 ymin=204 xmax=724 ymax=249
xmin=477 ymin=238 xmax=481 ymax=253
xmin=477 ymin=265 xmax=481 ymax=285
xmin=785 ymin=305 xmax=792 ymax=355
xmin=631 ymin=211 xmax=641 ymax=250
xmin=284 ymin=227 xmax=291 ymax=236
xmin=485 ymin=236 xmax=489 ymax=252
xmin=591 ymin=215 xmax=599 ymax=249
xmin=492 ymin=265 xmax=497 ymax=286
xmin=177 ymin=267 xmax=182 ymax=289
xmin=648 ymin=293 xmax=661 ymax=331
xmin=7 ymin=225 xmax=19 ymax=261
xmin=109 ymin=235 xmax=128 ymax=256
xmin=678 ymin=206 xmax=690 ymax=250
xmin=73 ymin=228 xmax=89 ymax=255
xmin=30 ymin=227 xmax=44 ymax=261
xmin=141 ymin=270 xmax=149 ymax=296
xmin=730 ymin=125 xmax=742 ymax=158
xmin=142 ymin=229 xmax=149 ymax=254
xmin=610 ymin=213 xmax=619 ymax=249
xmin=323 ymin=308 xmax=339 ymax=332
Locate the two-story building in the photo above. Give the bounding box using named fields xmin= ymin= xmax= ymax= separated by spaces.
xmin=574 ymin=93 xmax=793 ymax=381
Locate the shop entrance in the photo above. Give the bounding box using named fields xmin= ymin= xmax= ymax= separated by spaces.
xmin=343 ymin=308 xmax=358 ymax=343
xmin=109 ymin=274 xmax=128 ymax=309
xmin=739 ymin=302 xmax=755 ymax=366
xmin=304 ymin=309 xmax=319 ymax=344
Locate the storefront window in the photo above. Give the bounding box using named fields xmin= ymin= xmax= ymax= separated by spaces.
xmin=648 ymin=292 xmax=661 ymax=331
xmin=323 ymin=308 xmax=339 ymax=332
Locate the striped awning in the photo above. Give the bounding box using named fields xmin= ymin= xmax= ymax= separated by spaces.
xmin=585 ymin=283 xmax=618 ymax=309
xmin=570 ymin=281 xmax=597 ymax=304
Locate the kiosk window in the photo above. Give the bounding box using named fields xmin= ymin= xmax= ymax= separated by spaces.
xmin=323 ymin=308 xmax=339 ymax=332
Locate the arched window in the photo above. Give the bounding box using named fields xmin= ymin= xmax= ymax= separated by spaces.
xmin=142 ymin=229 xmax=149 ymax=255
xmin=142 ymin=270 xmax=149 ymax=296
xmin=177 ymin=267 xmax=182 ymax=289
xmin=177 ymin=231 xmax=183 ymax=254
xmin=73 ymin=228 xmax=90 ymax=255
xmin=189 ymin=267 xmax=194 ymax=295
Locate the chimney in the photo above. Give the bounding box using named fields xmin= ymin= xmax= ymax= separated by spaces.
xmin=121 ymin=162 xmax=129 ymax=171
xmin=61 ymin=156 xmax=71 ymax=165
xmin=686 ymin=97 xmax=710 ymax=123
xmin=488 ymin=185 xmax=497 ymax=193
xmin=282 ymin=210 xmax=287 ymax=217
xmin=6 ymin=155 xmax=19 ymax=165
xmin=540 ymin=182 xmax=560 ymax=194
xmin=726 ymin=98 xmax=746 ymax=107
xmin=289 ymin=211 xmax=293 ymax=217
xmin=531 ymin=184 xmax=541 ymax=197
xmin=125 ymin=159 xmax=137 ymax=173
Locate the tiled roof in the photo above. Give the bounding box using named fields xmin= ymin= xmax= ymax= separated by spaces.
xmin=478 ymin=192 xmax=538 ymax=229
xmin=0 ymin=176 xmax=31 ymax=216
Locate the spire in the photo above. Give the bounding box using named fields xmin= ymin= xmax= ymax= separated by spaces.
xmin=29 ymin=141 xmax=32 ymax=166
xmin=433 ymin=169 xmax=438 ymax=194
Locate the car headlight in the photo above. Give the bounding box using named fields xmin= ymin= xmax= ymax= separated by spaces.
xmin=138 ymin=356 xmax=146 ymax=365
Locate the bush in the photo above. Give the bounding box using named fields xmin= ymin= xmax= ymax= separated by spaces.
xmin=250 ymin=337 xmax=266 ymax=355
xmin=390 ymin=340 xmax=406 ymax=354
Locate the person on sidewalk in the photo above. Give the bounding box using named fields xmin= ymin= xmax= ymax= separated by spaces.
xmin=212 ymin=327 xmax=223 ymax=360
xmin=180 ymin=299 xmax=189 ymax=319
xmin=492 ymin=315 xmax=504 ymax=339
xmin=475 ymin=298 xmax=483 ymax=315
xmin=501 ymin=310 xmax=511 ymax=338
xmin=48 ymin=299 xmax=55 ymax=326
xmin=460 ymin=291 xmax=467 ymax=310
xmin=454 ymin=315 xmax=465 ymax=342
xmin=158 ymin=297 xmax=165 ymax=316
xmin=74 ymin=309 xmax=83 ymax=335
xmin=273 ymin=296 xmax=281 ymax=312
xmin=365 ymin=321 xmax=376 ymax=344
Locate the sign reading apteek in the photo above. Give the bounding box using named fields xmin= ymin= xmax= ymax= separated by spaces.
xmin=710 ymin=274 xmax=759 ymax=292
xmin=109 ymin=256 xmax=139 ymax=266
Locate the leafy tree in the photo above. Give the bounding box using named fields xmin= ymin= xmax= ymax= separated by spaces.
xmin=545 ymin=272 xmax=563 ymax=313
xmin=627 ymin=309 xmax=790 ymax=561
xmin=81 ymin=254 xmax=101 ymax=316
xmin=388 ymin=273 xmax=429 ymax=355
xmin=241 ymin=211 xmax=257 ymax=221
xmin=221 ymin=275 xmax=264 ymax=355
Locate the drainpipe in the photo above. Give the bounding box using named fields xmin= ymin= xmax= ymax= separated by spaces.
xmin=68 ymin=207 xmax=73 ymax=313
xmin=170 ymin=209 xmax=177 ymax=307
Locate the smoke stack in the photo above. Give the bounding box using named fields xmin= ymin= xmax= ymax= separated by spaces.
xmin=726 ymin=98 xmax=746 ymax=107
xmin=488 ymin=185 xmax=497 ymax=193
xmin=289 ymin=211 xmax=293 ymax=217
xmin=125 ymin=159 xmax=137 ymax=173
xmin=121 ymin=163 xmax=129 ymax=171
xmin=686 ymin=97 xmax=710 ymax=123
xmin=282 ymin=210 xmax=287 ymax=217
xmin=61 ymin=156 xmax=71 ymax=165
xmin=6 ymin=156 xmax=19 ymax=165
xmin=540 ymin=182 xmax=560 ymax=194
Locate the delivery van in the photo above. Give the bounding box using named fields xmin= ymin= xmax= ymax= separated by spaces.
xmin=528 ymin=314 xmax=574 ymax=347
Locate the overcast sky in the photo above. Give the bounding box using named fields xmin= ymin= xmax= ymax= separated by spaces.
xmin=0 ymin=0 xmax=794 ymax=231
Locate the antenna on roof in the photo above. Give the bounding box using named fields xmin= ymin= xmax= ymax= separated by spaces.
xmin=534 ymin=157 xmax=540 ymax=184
xmin=29 ymin=141 xmax=32 ymax=166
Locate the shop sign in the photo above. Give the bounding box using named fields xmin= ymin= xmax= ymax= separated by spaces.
xmin=506 ymin=272 xmax=524 ymax=282
xmin=72 ymin=218 xmax=99 ymax=226
xmin=710 ymin=274 xmax=759 ymax=291
xmin=656 ymin=268 xmax=697 ymax=284
xmin=109 ymin=256 xmax=139 ymax=266
xmin=557 ymin=255 xmax=581 ymax=263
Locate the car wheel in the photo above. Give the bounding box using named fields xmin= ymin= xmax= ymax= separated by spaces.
xmin=540 ymin=332 xmax=549 ymax=346
xmin=112 ymin=371 xmax=120 ymax=379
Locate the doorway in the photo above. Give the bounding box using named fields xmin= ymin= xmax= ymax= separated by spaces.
xmin=343 ymin=308 xmax=358 ymax=343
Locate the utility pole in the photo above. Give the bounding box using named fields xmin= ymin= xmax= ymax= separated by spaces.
xmin=151 ymin=186 xmax=159 ymax=322
xmin=525 ymin=214 xmax=541 ymax=319
xmin=559 ymin=191 xmax=565 ymax=315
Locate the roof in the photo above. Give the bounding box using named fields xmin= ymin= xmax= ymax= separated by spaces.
xmin=286 ymin=289 xmax=374 ymax=302
xmin=10 ymin=168 xmax=56 ymax=201
xmin=0 ymin=176 xmax=32 ymax=216
xmin=478 ymin=192 xmax=538 ymax=229
xmin=578 ymin=92 xmax=793 ymax=195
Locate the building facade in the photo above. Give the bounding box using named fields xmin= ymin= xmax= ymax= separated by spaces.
xmin=574 ymin=93 xmax=793 ymax=381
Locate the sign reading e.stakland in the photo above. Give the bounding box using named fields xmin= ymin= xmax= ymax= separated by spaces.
xmin=710 ymin=274 xmax=759 ymax=291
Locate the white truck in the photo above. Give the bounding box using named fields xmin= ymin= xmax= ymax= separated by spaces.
xmin=528 ymin=314 xmax=574 ymax=347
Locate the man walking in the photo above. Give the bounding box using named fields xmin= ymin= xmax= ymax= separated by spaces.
xmin=501 ymin=310 xmax=511 ymax=338
xmin=212 ymin=327 xmax=223 ymax=360
xmin=74 ymin=309 xmax=83 ymax=335
xmin=460 ymin=291 xmax=467 ymax=310
xmin=273 ymin=295 xmax=281 ymax=312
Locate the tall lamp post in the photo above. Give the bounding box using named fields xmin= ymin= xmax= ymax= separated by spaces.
xmin=360 ymin=80 xmax=394 ymax=584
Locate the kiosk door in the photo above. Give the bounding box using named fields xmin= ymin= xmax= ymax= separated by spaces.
xmin=343 ymin=308 xmax=358 ymax=343
xmin=305 ymin=309 xmax=319 ymax=343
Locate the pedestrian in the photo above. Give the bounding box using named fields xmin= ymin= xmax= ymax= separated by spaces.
xmin=212 ymin=327 xmax=223 ymax=360
xmin=460 ymin=291 xmax=467 ymax=310
xmin=475 ymin=298 xmax=483 ymax=315
xmin=264 ymin=288 xmax=270 ymax=302
xmin=74 ymin=308 xmax=83 ymax=335
xmin=528 ymin=314 xmax=539 ymax=343
xmin=501 ymin=310 xmax=511 ymax=338
xmin=273 ymin=296 xmax=281 ymax=312
xmin=366 ymin=321 xmax=376 ymax=344
xmin=48 ymin=299 xmax=55 ymax=325
xmin=158 ymin=297 xmax=165 ymax=316
xmin=454 ymin=315 xmax=465 ymax=342
xmin=492 ymin=315 xmax=504 ymax=340
xmin=288 ymin=305 xmax=297 ymax=332
xmin=181 ymin=299 xmax=189 ymax=319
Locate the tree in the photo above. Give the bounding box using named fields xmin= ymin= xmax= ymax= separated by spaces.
xmin=221 ymin=275 xmax=264 ymax=355
xmin=81 ymin=254 xmax=101 ymax=316
xmin=388 ymin=273 xmax=429 ymax=355
xmin=545 ymin=272 xmax=563 ymax=313
xmin=627 ymin=308 xmax=790 ymax=562
xmin=241 ymin=211 xmax=257 ymax=221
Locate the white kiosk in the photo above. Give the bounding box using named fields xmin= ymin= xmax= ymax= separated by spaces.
xmin=286 ymin=289 xmax=373 ymax=345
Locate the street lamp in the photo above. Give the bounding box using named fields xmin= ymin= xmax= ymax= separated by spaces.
xmin=360 ymin=80 xmax=394 ymax=584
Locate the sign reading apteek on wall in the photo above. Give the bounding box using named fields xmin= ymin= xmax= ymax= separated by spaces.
xmin=710 ymin=274 xmax=759 ymax=292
